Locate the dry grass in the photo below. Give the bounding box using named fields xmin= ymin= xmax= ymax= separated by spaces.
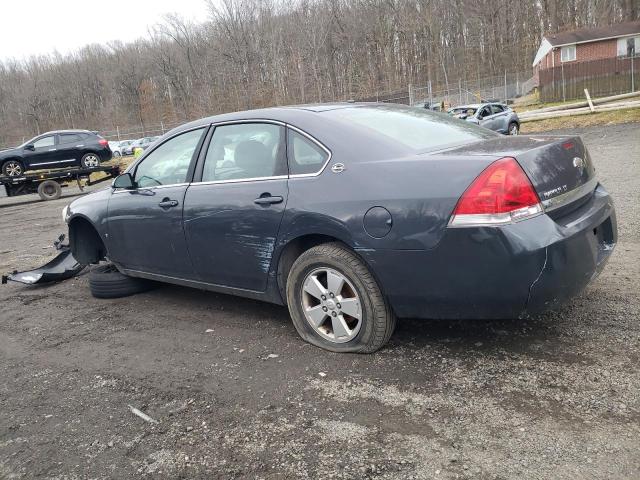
xmin=521 ymin=107 xmax=640 ymax=133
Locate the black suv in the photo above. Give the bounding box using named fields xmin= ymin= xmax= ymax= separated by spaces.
xmin=0 ymin=130 xmax=112 ymax=177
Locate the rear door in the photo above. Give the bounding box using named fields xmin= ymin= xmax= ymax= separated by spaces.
xmin=107 ymin=127 xmax=207 ymax=278
xmin=183 ymin=121 xmax=288 ymax=292
xmin=57 ymin=133 xmax=84 ymax=165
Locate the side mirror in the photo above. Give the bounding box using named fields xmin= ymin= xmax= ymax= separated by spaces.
xmin=24 ymin=144 xmax=35 ymax=151
xmin=112 ymin=173 xmax=135 ymax=189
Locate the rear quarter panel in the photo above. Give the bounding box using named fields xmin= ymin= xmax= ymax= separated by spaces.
xmin=280 ymin=151 xmax=497 ymax=251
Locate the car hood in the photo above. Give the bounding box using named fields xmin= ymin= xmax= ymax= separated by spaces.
xmin=0 ymin=147 xmax=20 ymax=159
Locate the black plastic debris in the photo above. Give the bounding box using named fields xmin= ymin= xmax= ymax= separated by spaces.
xmin=2 ymin=234 xmax=85 ymax=285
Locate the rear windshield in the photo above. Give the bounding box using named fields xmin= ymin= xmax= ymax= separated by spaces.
xmin=324 ymin=104 xmax=496 ymax=151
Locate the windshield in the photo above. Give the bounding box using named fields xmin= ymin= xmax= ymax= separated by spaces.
xmin=324 ymin=104 xmax=495 ymax=151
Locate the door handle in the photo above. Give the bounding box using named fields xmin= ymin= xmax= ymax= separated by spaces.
xmin=254 ymin=195 xmax=283 ymax=205
xmin=158 ymin=199 xmax=179 ymax=208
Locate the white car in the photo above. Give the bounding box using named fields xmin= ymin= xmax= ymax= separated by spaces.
xmin=108 ymin=141 xmax=123 ymax=157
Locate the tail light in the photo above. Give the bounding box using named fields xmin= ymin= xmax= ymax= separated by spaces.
xmin=98 ymin=137 xmax=108 ymax=146
xmin=448 ymin=157 xmax=543 ymax=227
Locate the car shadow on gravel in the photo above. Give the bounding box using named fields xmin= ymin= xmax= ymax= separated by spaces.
xmin=137 ymin=282 xmax=580 ymax=362
xmin=390 ymin=312 xmax=584 ymax=362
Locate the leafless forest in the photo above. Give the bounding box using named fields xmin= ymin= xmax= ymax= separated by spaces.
xmin=0 ymin=0 xmax=637 ymax=145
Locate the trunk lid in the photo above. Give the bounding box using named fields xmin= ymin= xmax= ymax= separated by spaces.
xmin=444 ymin=135 xmax=597 ymax=212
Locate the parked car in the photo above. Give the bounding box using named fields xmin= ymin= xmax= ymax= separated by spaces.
xmin=64 ymin=103 xmax=616 ymax=353
xmin=132 ymin=136 xmax=160 ymax=152
xmin=108 ymin=141 xmax=122 ymax=157
xmin=119 ymin=140 xmax=136 ymax=156
xmin=449 ymin=103 xmax=520 ymax=135
xmin=0 ymin=130 xmax=112 ymax=177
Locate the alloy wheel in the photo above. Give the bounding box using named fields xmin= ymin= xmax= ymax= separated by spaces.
xmin=4 ymin=161 xmax=23 ymax=176
xmin=83 ymin=154 xmax=99 ymax=167
xmin=509 ymin=124 xmax=519 ymax=135
xmin=301 ymin=267 xmax=362 ymax=343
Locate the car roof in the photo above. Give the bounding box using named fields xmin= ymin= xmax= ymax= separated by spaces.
xmin=38 ymin=129 xmax=94 ymax=136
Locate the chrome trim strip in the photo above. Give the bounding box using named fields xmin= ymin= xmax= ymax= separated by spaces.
xmin=542 ymin=177 xmax=598 ymax=212
xmin=210 ymin=119 xmax=286 ymax=127
xmin=31 ymin=159 xmax=75 ymax=166
xmin=112 ymin=182 xmax=190 ymax=194
xmin=191 ymin=175 xmax=288 ymax=187
xmin=286 ymin=124 xmax=333 ymax=178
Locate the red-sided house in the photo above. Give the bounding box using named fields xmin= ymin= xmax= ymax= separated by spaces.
xmin=533 ymin=21 xmax=640 ymax=86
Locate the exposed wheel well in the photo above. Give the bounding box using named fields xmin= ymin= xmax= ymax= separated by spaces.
xmin=68 ymin=217 xmax=106 ymax=265
xmin=276 ymin=234 xmax=347 ymax=304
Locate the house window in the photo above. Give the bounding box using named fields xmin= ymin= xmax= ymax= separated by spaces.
xmin=617 ymin=36 xmax=640 ymax=57
xmin=561 ymin=45 xmax=576 ymax=62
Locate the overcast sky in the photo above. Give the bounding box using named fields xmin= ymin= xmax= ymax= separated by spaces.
xmin=0 ymin=0 xmax=212 ymax=61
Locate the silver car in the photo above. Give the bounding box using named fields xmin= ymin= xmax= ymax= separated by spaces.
xmin=449 ymin=103 xmax=519 ymax=135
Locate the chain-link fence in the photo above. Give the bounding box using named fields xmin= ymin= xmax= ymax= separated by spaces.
xmin=360 ymin=70 xmax=536 ymax=110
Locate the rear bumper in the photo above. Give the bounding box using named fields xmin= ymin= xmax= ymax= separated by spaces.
xmin=358 ymin=184 xmax=617 ymax=319
xmin=98 ymin=148 xmax=113 ymax=162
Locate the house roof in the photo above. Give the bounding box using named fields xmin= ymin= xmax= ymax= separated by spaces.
xmin=532 ymin=21 xmax=640 ymax=66
xmin=546 ymin=21 xmax=640 ymax=47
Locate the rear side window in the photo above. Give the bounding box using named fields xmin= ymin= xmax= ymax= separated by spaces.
xmin=133 ymin=128 xmax=205 ymax=188
xmin=59 ymin=133 xmax=82 ymax=144
xmin=202 ymin=123 xmax=285 ymax=182
xmin=287 ymin=129 xmax=329 ymax=175
xmin=325 ymin=105 xmax=496 ymax=151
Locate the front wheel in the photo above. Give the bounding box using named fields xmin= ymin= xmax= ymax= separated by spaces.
xmin=508 ymin=122 xmax=519 ymax=135
xmin=286 ymin=243 xmax=395 ymax=353
xmin=81 ymin=153 xmax=100 ymax=168
xmin=2 ymin=159 xmax=24 ymax=177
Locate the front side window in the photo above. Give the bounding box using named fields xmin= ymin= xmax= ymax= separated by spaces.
xmin=33 ymin=136 xmax=55 ymax=148
xmin=490 ymin=104 xmax=504 ymax=114
xmin=561 ymin=45 xmax=576 ymax=62
xmin=287 ymin=129 xmax=329 ymax=175
xmin=133 ymin=128 xmax=205 ymax=188
xmin=202 ymin=123 xmax=285 ymax=182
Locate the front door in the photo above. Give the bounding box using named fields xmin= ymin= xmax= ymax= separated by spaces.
xmin=183 ymin=122 xmax=288 ymax=292
xmin=22 ymin=134 xmax=61 ymax=169
xmin=106 ymin=127 xmax=207 ymax=278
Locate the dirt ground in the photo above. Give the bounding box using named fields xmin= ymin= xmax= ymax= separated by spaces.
xmin=1 ymin=123 xmax=638 ymax=479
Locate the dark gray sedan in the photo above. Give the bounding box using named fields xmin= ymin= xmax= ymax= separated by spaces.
xmin=449 ymin=103 xmax=520 ymax=135
xmin=64 ymin=103 xmax=616 ymax=353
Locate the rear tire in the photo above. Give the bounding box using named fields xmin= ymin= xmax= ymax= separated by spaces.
xmin=81 ymin=153 xmax=100 ymax=168
xmin=89 ymin=263 xmax=156 ymax=299
xmin=37 ymin=180 xmax=62 ymax=201
xmin=286 ymin=242 xmax=395 ymax=353
xmin=2 ymin=159 xmax=24 ymax=177
xmin=508 ymin=122 xmax=519 ymax=135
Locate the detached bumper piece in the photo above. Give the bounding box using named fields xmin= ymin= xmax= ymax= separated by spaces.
xmin=2 ymin=234 xmax=85 ymax=285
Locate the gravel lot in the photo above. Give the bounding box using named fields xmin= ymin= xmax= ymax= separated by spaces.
xmin=1 ymin=123 xmax=638 ymax=479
